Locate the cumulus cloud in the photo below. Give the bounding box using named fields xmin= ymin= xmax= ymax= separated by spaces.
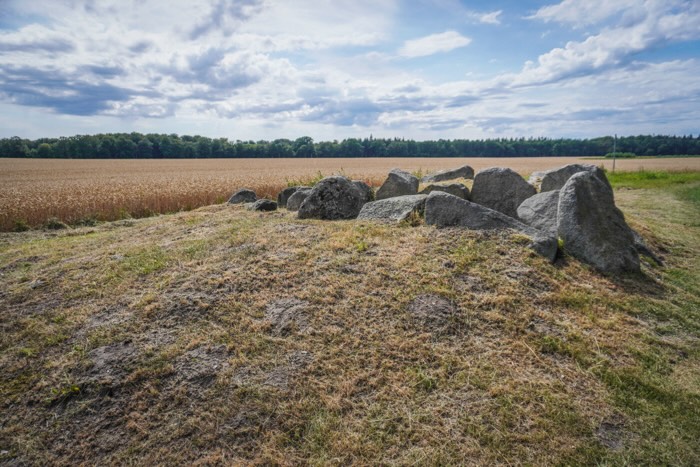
xmin=189 ymin=0 xmax=267 ymax=39
xmin=0 ymin=24 xmax=75 ymax=53
xmin=399 ymin=31 xmax=471 ymax=58
xmin=512 ymin=1 xmax=700 ymax=86
xmin=0 ymin=0 xmax=698 ymax=138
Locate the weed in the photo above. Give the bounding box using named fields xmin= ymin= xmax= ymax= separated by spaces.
xmin=13 ymin=219 xmax=30 ymax=232
xmin=286 ymin=170 xmax=325 ymax=188
xmin=44 ymin=217 xmax=69 ymax=230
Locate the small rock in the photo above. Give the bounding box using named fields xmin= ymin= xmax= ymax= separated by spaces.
xmin=357 ymin=194 xmax=427 ymax=222
xmin=248 ymin=199 xmax=277 ymax=212
xmin=420 ymin=183 xmax=470 ymax=199
xmin=228 ymin=189 xmax=257 ymax=204
xmin=375 ymin=169 xmax=419 ymax=200
xmin=470 ymin=167 xmax=536 ymax=218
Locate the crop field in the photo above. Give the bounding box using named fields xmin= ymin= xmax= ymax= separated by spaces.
xmin=1 ymin=157 xmax=699 ymax=231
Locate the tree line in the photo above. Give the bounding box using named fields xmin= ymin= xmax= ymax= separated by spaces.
xmin=1 ymin=133 xmax=699 ymax=159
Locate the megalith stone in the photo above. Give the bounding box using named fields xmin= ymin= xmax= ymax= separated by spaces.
xmin=375 ymin=169 xmax=419 ymax=200
xmin=248 ymin=199 xmax=278 ymax=212
xmin=557 ymin=171 xmax=639 ymax=273
xmin=470 ymin=167 xmax=536 ymax=218
xmin=298 ymin=176 xmax=366 ymax=220
xmin=425 ymin=192 xmax=557 ymax=261
xmin=517 ymin=190 xmax=560 ymax=236
xmin=228 ymin=189 xmax=257 ymax=204
xmin=357 ymin=194 xmax=427 ymax=222
xmin=286 ymin=188 xmax=313 ymax=212
xmin=541 ymin=164 xmax=610 ymax=193
xmin=353 ymin=180 xmax=375 ymax=203
xmin=278 ymin=186 xmax=309 ymax=208
xmin=420 ymin=183 xmax=470 ymax=199
xmin=421 ymin=165 xmax=474 ymax=183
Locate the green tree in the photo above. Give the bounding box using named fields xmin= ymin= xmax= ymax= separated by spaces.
xmin=37 ymin=143 xmax=53 ymax=158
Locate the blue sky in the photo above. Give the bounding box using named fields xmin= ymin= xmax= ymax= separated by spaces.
xmin=0 ymin=0 xmax=698 ymax=140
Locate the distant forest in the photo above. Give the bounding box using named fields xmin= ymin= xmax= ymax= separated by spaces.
xmin=1 ymin=133 xmax=699 ymax=159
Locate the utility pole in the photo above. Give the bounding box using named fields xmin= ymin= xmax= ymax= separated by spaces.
xmin=612 ymin=134 xmax=617 ymax=173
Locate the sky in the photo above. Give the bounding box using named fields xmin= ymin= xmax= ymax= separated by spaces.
xmin=0 ymin=0 xmax=699 ymax=141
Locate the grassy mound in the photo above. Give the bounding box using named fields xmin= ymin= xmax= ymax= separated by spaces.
xmin=0 ymin=173 xmax=698 ymax=465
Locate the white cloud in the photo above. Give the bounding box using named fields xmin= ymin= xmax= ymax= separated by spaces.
xmin=477 ymin=10 xmax=502 ymax=25
xmin=529 ymin=0 xmax=635 ymax=26
xmin=0 ymin=0 xmax=698 ymax=139
xmin=399 ymin=31 xmax=471 ymax=58
xmin=512 ymin=1 xmax=700 ymax=86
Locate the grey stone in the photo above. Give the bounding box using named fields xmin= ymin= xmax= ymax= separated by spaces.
xmin=421 ymin=165 xmax=474 ymax=183
xmin=375 ymin=169 xmax=419 ymax=200
xmin=517 ymin=190 xmax=560 ymax=235
xmin=353 ymin=180 xmax=375 ymax=203
xmin=420 ymin=183 xmax=469 ymax=199
xmin=248 ymin=199 xmax=277 ymax=212
xmin=286 ymin=188 xmax=312 ymax=211
xmin=425 ymin=192 xmax=557 ymax=261
xmin=228 ymin=189 xmax=257 ymax=204
xmin=277 ymin=186 xmax=309 ymax=208
xmin=541 ymin=164 xmax=610 ymax=192
xmin=470 ymin=167 xmax=536 ymax=218
xmin=357 ymin=194 xmax=427 ymax=222
xmin=298 ymin=176 xmax=366 ymax=220
xmin=557 ymin=171 xmax=639 ymax=273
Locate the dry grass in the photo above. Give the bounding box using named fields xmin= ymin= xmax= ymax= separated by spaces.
xmin=0 ymin=178 xmax=698 ymax=465
xmin=2 ymin=157 xmax=699 ymax=231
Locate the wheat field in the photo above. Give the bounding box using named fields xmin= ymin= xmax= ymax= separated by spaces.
xmin=2 ymin=157 xmax=698 ymax=231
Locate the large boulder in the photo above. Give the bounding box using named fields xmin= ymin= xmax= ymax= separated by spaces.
xmin=228 ymin=189 xmax=257 ymax=204
xmin=298 ymin=176 xmax=366 ymax=220
xmin=557 ymin=171 xmax=639 ymax=273
xmin=277 ymin=186 xmax=309 ymax=208
xmin=353 ymin=180 xmax=375 ymax=203
xmin=517 ymin=190 xmax=560 ymax=236
xmin=286 ymin=188 xmax=313 ymax=212
xmin=425 ymin=192 xmax=557 ymax=261
xmin=421 ymin=165 xmax=474 ymax=183
xmin=470 ymin=167 xmax=536 ymax=218
xmin=375 ymin=169 xmax=419 ymax=200
xmin=248 ymin=199 xmax=277 ymax=212
xmin=357 ymin=194 xmax=427 ymax=222
xmin=541 ymin=164 xmax=609 ymax=192
xmin=420 ymin=183 xmax=469 ymax=199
